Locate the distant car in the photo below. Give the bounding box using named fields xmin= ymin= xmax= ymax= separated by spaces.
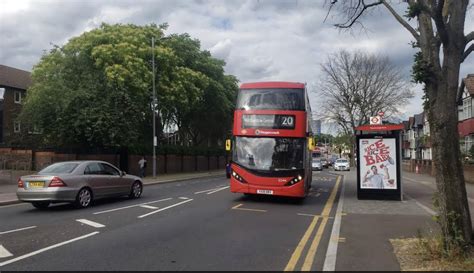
xmin=312 ymin=158 xmax=322 ymax=171
xmin=334 ymin=159 xmax=350 ymax=171
xmin=17 ymin=160 xmax=143 ymax=209
xmin=321 ymin=158 xmax=329 ymax=168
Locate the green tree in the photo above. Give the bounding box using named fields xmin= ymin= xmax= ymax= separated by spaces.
xmin=328 ymin=0 xmax=473 ymax=250
xmin=20 ymin=23 xmax=237 ymax=152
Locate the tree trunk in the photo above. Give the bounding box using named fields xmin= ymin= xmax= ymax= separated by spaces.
xmin=428 ymin=65 xmax=473 ymax=247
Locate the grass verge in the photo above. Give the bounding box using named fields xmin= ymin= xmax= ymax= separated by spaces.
xmin=390 ymin=237 xmax=474 ymax=271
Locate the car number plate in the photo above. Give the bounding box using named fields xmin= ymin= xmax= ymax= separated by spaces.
xmin=29 ymin=181 xmax=44 ymax=188
xmin=257 ymin=189 xmax=273 ymax=195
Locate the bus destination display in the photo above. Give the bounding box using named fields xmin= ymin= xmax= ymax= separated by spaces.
xmin=242 ymin=114 xmax=295 ymax=129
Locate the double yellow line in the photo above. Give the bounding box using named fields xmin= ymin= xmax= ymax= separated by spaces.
xmin=284 ymin=175 xmax=341 ymax=271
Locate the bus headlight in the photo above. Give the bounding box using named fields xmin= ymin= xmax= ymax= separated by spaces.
xmin=285 ymin=175 xmax=303 ymax=186
xmin=231 ymin=170 xmax=247 ymax=183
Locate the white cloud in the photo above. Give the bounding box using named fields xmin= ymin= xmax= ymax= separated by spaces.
xmin=1 ymin=0 xmax=473 ymax=127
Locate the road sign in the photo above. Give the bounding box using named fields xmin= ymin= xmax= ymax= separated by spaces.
xmin=378 ymin=111 xmax=385 ymax=117
xmin=370 ymin=116 xmax=382 ymax=125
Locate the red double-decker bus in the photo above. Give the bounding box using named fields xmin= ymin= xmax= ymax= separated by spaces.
xmin=229 ymin=81 xmax=313 ymax=198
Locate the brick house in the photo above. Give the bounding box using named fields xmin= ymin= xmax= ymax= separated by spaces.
xmin=458 ymin=74 xmax=474 ymax=156
xmin=0 ymin=65 xmax=32 ymax=146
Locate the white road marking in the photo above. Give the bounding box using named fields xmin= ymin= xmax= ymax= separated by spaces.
xmin=0 ymin=225 xmax=37 ymax=235
xmin=0 ymin=245 xmax=13 ymax=258
xmin=206 ymin=186 xmax=230 ymax=195
xmin=404 ymin=193 xmax=437 ymax=216
xmin=0 ymin=203 xmax=28 ymax=209
xmin=139 ymin=205 xmax=159 ymax=210
xmin=0 ymin=232 xmax=99 ymax=267
xmin=194 ymin=188 xmax=218 ymax=194
xmin=138 ymin=199 xmax=193 ymax=218
xmin=76 ymin=219 xmax=105 ymax=228
xmin=178 ymin=197 xmax=190 ymax=200
xmin=297 ymin=213 xmax=319 ymax=217
xmin=323 ymin=175 xmax=345 ymax=271
xmin=93 ymin=198 xmax=172 ymax=215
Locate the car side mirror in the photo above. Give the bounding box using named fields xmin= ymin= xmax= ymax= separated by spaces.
xmin=121 ymin=171 xmax=126 ymax=177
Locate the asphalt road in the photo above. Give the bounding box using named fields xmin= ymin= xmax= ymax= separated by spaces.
xmin=0 ymin=170 xmax=342 ymax=271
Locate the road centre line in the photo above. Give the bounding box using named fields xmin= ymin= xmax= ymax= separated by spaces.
xmin=194 ymin=188 xmax=218 ymax=194
xmin=139 ymin=205 xmax=159 ymax=210
xmin=231 ymin=204 xmax=267 ymax=213
xmin=93 ymin=198 xmax=172 ymax=215
xmin=206 ymin=186 xmax=230 ymax=195
xmin=302 ymin=175 xmax=341 ymax=271
xmin=0 ymin=232 xmax=99 ymax=267
xmin=76 ymin=219 xmax=105 ymax=228
xmin=0 ymin=225 xmax=37 ymax=235
xmin=0 ymin=245 xmax=13 ymax=258
xmin=323 ymin=175 xmax=345 ymax=271
xmin=138 ymin=199 xmax=193 ymax=219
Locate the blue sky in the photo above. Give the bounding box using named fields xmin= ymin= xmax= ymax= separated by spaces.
xmin=1 ymin=0 xmax=473 ymax=135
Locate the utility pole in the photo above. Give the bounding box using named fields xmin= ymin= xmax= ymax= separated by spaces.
xmin=152 ymin=37 xmax=157 ymax=177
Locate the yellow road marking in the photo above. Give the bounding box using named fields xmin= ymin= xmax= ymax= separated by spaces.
xmin=297 ymin=213 xmax=333 ymax=219
xmin=284 ymin=216 xmax=320 ymax=271
xmin=231 ymin=203 xmax=267 ymax=212
xmin=285 ymin=176 xmax=341 ymax=271
xmin=301 ymin=175 xmax=341 ymax=271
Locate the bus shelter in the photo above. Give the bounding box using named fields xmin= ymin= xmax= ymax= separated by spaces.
xmin=355 ymin=124 xmax=404 ymax=201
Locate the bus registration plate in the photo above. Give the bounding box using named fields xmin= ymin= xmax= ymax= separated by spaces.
xmin=257 ymin=189 xmax=273 ymax=195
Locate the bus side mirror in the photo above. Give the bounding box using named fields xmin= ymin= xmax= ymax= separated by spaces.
xmin=225 ymin=139 xmax=231 ymax=151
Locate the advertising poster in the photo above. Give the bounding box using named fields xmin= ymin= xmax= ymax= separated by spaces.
xmin=359 ymin=138 xmax=397 ymax=190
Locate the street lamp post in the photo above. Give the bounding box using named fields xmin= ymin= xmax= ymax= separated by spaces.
xmin=152 ymin=37 xmax=157 ymax=177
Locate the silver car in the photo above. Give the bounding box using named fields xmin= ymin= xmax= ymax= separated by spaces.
xmin=334 ymin=159 xmax=350 ymax=171
xmin=17 ymin=160 xmax=143 ymax=209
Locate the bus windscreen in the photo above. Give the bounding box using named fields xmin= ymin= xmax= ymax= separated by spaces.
xmin=232 ymin=137 xmax=304 ymax=171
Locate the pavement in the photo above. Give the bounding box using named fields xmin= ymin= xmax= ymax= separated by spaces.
xmin=0 ymin=169 xmax=226 ymax=206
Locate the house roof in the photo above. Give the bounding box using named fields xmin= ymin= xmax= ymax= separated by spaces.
xmin=402 ymin=120 xmax=410 ymax=130
xmin=414 ymin=112 xmax=424 ymax=127
xmin=457 ymin=74 xmax=474 ymax=104
xmin=0 ymin=64 xmax=32 ymax=90
xmin=408 ymin=117 xmax=414 ymax=128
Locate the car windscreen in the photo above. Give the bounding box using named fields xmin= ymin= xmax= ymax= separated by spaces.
xmin=236 ymin=88 xmax=305 ymax=110
xmin=38 ymin=162 xmax=79 ymax=174
xmin=233 ymin=137 xmax=304 ymax=171
xmin=336 ymin=160 xmax=348 ymax=163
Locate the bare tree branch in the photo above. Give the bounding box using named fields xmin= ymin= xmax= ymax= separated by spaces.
xmin=381 ymin=0 xmax=420 ymax=42
xmin=334 ymin=0 xmax=383 ymax=29
xmin=463 ymin=43 xmax=474 ymax=62
xmin=467 ymin=31 xmax=474 ymax=43
xmin=318 ymin=50 xmax=413 ymax=135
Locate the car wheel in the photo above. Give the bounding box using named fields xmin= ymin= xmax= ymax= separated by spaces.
xmin=129 ymin=181 xmax=143 ymax=199
xmin=74 ymin=187 xmax=93 ymax=208
xmin=32 ymin=201 xmax=50 ymax=209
